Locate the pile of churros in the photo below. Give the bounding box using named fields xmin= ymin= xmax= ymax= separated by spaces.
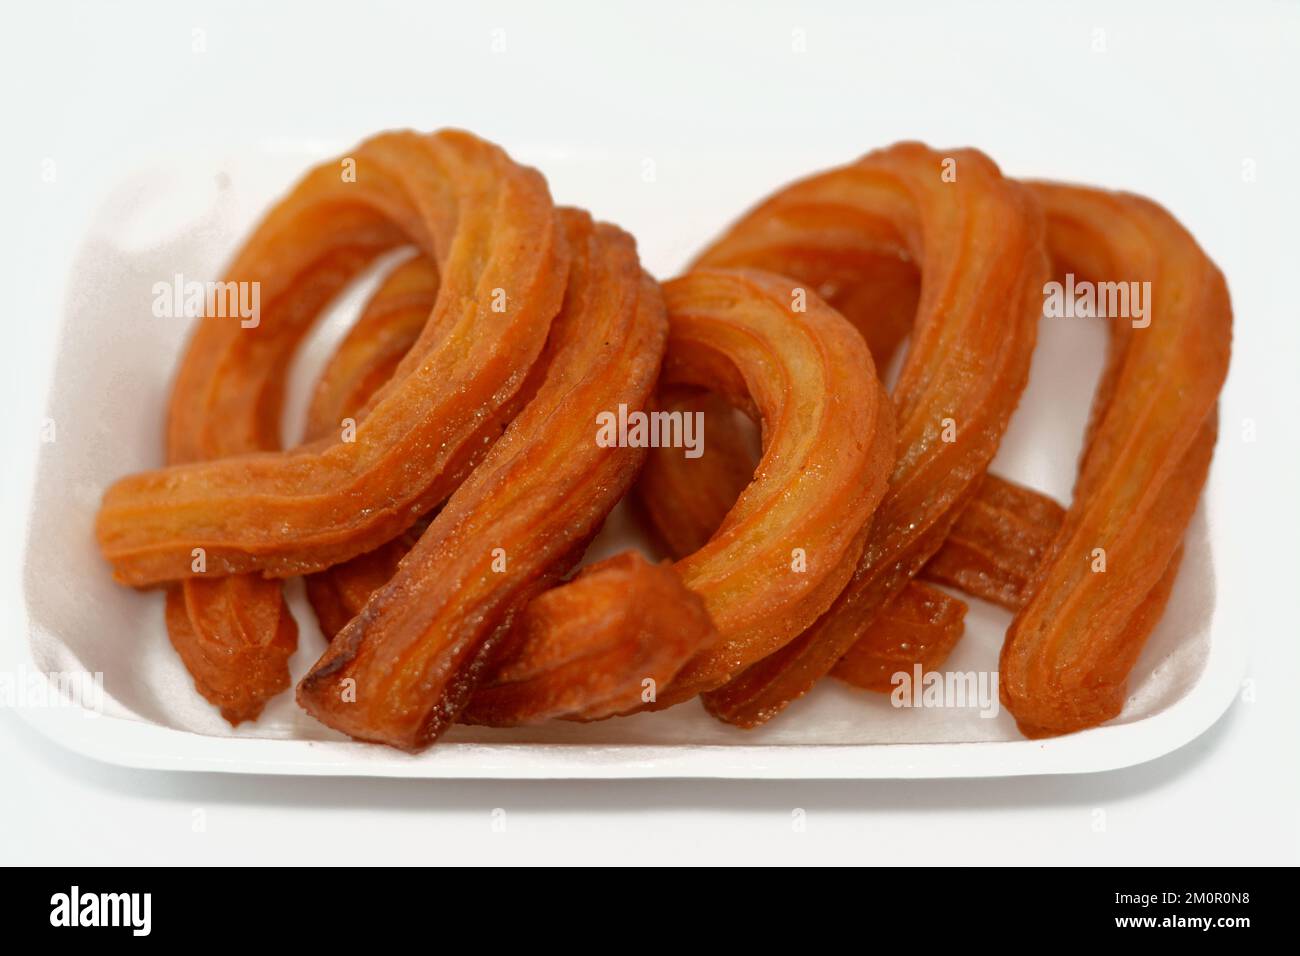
xmin=93 ymin=130 xmax=1232 ymax=751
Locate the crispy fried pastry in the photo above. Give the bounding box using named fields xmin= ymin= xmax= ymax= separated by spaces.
xmin=164 ymin=576 xmax=298 ymax=724
xmin=692 ymin=144 xmax=1048 ymax=726
xmin=96 ymin=130 xmax=569 ymax=585
xmin=922 ymin=474 xmax=1066 ymax=611
xmin=463 ymin=552 xmax=715 ymax=726
xmin=296 ymin=210 xmax=667 ymax=749
xmin=642 ymin=269 xmax=895 ymax=708
xmin=998 ymin=183 xmax=1230 ymax=737
xmin=831 ymin=582 xmax=967 ymax=692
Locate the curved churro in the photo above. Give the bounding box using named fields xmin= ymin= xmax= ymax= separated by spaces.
xmin=640 ymin=269 xmax=895 ymax=707
xmin=96 ymin=129 xmax=569 ymax=585
xmin=998 ymin=183 xmax=1230 ymax=736
xmin=463 ymin=552 xmax=715 ymax=726
xmin=693 ymin=143 xmax=1048 ymax=726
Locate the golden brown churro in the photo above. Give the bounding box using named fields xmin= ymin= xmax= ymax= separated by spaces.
xmin=997 ymin=183 xmax=1229 ymax=736
xmin=642 ymin=269 xmax=895 ymax=708
xmin=693 ymin=143 xmax=1048 ymax=727
xmin=97 ymin=130 xmax=568 ymax=584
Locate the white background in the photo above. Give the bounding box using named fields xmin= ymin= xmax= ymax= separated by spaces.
xmin=2 ymin=0 xmax=1297 ymax=864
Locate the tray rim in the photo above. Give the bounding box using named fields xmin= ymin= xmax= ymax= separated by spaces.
xmin=6 ymin=615 xmax=1243 ymax=778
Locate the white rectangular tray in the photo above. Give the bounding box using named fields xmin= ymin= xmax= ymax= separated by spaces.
xmin=9 ymin=142 xmax=1244 ymax=778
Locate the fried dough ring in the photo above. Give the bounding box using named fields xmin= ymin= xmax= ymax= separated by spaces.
xmin=96 ymin=129 xmax=568 ymax=585
xmin=831 ymin=582 xmax=967 ymax=692
xmin=691 ymin=143 xmax=1048 ymax=725
xmin=625 ymin=269 xmax=894 ymax=706
xmin=164 ymin=578 xmax=297 ymax=725
xmin=998 ymin=183 xmax=1230 ymax=736
xmin=462 ymin=552 xmax=716 ymax=726
xmin=296 ymin=210 xmax=667 ymax=750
